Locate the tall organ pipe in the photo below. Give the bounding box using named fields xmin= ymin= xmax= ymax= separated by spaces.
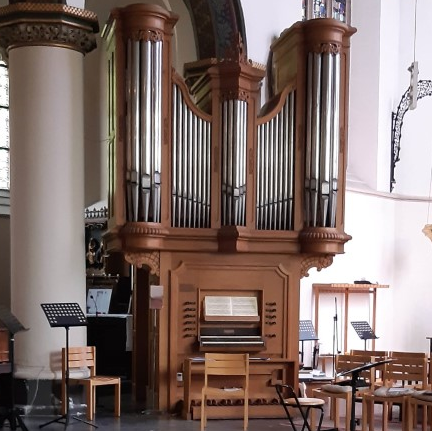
xmin=124 ymin=38 xmax=163 ymax=223
xmin=171 ymin=82 xmax=211 ymax=228
xmin=256 ymin=92 xmax=295 ymax=230
xmin=221 ymin=99 xmax=247 ymax=226
xmin=304 ymin=48 xmax=340 ymax=228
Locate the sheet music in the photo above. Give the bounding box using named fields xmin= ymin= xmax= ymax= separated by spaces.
xmin=231 ymin=297 xmax=258 ymax=316
xmin=204 ymin=296 xmax=258 ymax=317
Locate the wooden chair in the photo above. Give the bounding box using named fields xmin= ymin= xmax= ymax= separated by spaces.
xmin=61 ymin=346 xmax=121 ymax=421
xmin=201 ymin=353 xmax=249 ymax=431
xmin=276 ymin=383 xmax=325 ymax=431
xmin=362 ymin=351 xmax=428 ymax=431
xmin=406 ymin=354 xmax=432 ymax=431
xmin=312 ymin=353 xmax=377 ymax=431
xmin=407 ymin=390 xmax=432 ymax=431
xmin=350 ymin=349 xmax=389 ymax=386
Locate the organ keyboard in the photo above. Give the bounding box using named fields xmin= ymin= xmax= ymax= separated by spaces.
xmin=199 ymin=335 xmax=265 ymax=347
xmin=199 ymin=295 xmax=265 ymax=352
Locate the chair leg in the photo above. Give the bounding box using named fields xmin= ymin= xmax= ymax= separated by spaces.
xmin=114 ymin=381 xmax=121 ymax=417
xmin=422 ymin=404 xmax=428 ymax=431
xmin=361 ymin=398 xmax=367 ymax=431
xmin=86 ymin=383 xmax=94 ymax=421
xmin=201 ymin=394 xmax=205 ymax=431
xmin=407 ymin=400 xmax=414 ymax=431
xmin=310 ymin=408 xmax=316 ymax=431
xmin=382 ymin=401 xmax=388 ymax=431
xmin=61 ymin=379 xmax=67 ymax=416
xmin=334 ymin=398 xmax=340 ymax=429
xmin=346 ymin=395 xmax=352 ymax=431
xmin=244 ymin=399 xmax=248 ymax=430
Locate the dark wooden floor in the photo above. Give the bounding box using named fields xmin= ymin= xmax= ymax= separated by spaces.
xmin=15 ymin=400 xmax=407 ymax=431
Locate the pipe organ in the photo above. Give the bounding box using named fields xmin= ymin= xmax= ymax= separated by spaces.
xmin=103 ymin=4 xmax=355 ymax=417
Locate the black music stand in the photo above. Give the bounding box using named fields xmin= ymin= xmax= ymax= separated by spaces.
xmin=0 ymin=306 xmax=29 ymax=431
xmin=351 ymin=321 xmax=378 ymax=350
xmin=337 ymin=359 xmax=393 ymax=431
xmin=299 ymin=320 xmax=319 ymax=367
xmin=39 ymin=303 xmax=96 ymax=430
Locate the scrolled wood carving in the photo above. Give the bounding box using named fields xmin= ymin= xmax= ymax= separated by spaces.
xmin=300 ymin=255 xmax=333 ymax=278
xmin=130 ymin=29 xmax=163 ymax=43
xmin=124 ymin=250 xmax=160 ymax=276
xmin=311 ymin=42 xmax=341 ymax=55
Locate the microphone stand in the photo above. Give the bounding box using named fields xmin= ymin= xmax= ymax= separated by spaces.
xmin=332 ymin=298 xmax=340 ymax=377
xmin=90 ymin=295 xmax=99 ymax=316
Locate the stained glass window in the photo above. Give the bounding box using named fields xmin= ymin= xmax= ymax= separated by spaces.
xmin=0 ymin=58 xmax=9 ymax=191
xmin=302 ymin=0 xmax=349 ymax=23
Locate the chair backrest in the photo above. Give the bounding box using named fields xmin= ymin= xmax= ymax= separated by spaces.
xmin=335 ymin=353 xmax=376 ymax=386
xmin=386 ymin=351 xmax=428 ymax=388
xmin=350 ymin=349 xmax=389 ymax=382
xmin=350 ymin=349 xmax=389 ymax=362
xmin=204 ymin=353 xmax=249 ymax=389
xmin=62 ymin=346 xmax=96 ymax=378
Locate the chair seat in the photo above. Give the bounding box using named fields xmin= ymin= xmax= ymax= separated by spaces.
xmin=319 ymin=384 xmax=352 ymax=394
xmin=203 ymin=387 xmax=246 ymax=399
xmin=411 ymin=390 xmax=432 ymax=402
xmin=284 ymin=397 xmax=325 ymax=406
xmin=82 ymin=376 xmax=121 ymax=386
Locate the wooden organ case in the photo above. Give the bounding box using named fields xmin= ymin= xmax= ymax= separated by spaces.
xmin=102 ymin=4 xmax=356 ymax=417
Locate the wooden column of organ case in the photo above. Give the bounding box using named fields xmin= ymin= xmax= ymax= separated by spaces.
xmin=102 ymin=4 xmax=356 ymax=417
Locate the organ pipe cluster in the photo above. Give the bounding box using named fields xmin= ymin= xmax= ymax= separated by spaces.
xmin=125 ymin=37 xmax=163 ymax=223
xmin=171 ymin=83 xmax=212 ymax=228
xmin=256 ymin=92 xmax=296 ymax=230
xmin=221 ymin=99 xmax=248 ymax=226
xmin=304 ymin=48 xmax=341 ymax=228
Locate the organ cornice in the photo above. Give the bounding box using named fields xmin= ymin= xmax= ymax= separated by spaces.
xmin=0 ymin=3 xmax=99 ymax=55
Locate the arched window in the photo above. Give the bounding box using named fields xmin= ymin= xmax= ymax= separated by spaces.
xmin=0 ymin=56 xmax=9 ymax=191
xmin=303 ymin=0 xmax=350 ymax=23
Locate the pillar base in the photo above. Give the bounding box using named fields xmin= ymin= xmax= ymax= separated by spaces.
xmin=0 ymin=375 xmax=87 ymax=417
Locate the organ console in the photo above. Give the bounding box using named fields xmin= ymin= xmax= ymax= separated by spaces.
xmin=198 ymin=295 xmax=265 ymax=351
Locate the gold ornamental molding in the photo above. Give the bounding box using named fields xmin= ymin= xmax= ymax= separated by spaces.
xmin=300 ymin=254 xmax=333 ymax=278
xmin=124 ymin=251 xmax=160 ymax=276
xmin=0 ymin=3 xmax=99 ymax=55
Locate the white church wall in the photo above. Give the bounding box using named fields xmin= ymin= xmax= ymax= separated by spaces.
xmin=391 ymin=0 xmax=432 ymax=197
xmin=300 ymin=191 xmax=395 ymax=362
xmin=348 ymin=0 xmax=383 ymax=191
xmin=391 ymin=198 xmax=432 ymax=352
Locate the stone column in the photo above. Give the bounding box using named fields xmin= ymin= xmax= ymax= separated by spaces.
xmin=0 ymin=2 xmax=98 ymax=408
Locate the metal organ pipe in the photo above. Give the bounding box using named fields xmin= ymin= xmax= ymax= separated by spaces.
xmin=256 ymin=92 xmax=295 ymax=230
xmin=171 ymin=83 xmax=211 ymax=228
xmin=304 ymin=47 xmax=340 ymax=228
xmin=124 ymin=37 xmax=163 ymax=223
xmin=221 ymin=99 xmax=248 ymax=226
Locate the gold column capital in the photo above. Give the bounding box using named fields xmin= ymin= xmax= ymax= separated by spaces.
xmin=0 ymin=3 xmax=99 ymax=55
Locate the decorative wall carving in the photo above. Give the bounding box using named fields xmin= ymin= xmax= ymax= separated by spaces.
xmin=300 ymin=255 xmax=334 ymax=278
xmin=124 ymin=251 xmax=160 ymax=276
